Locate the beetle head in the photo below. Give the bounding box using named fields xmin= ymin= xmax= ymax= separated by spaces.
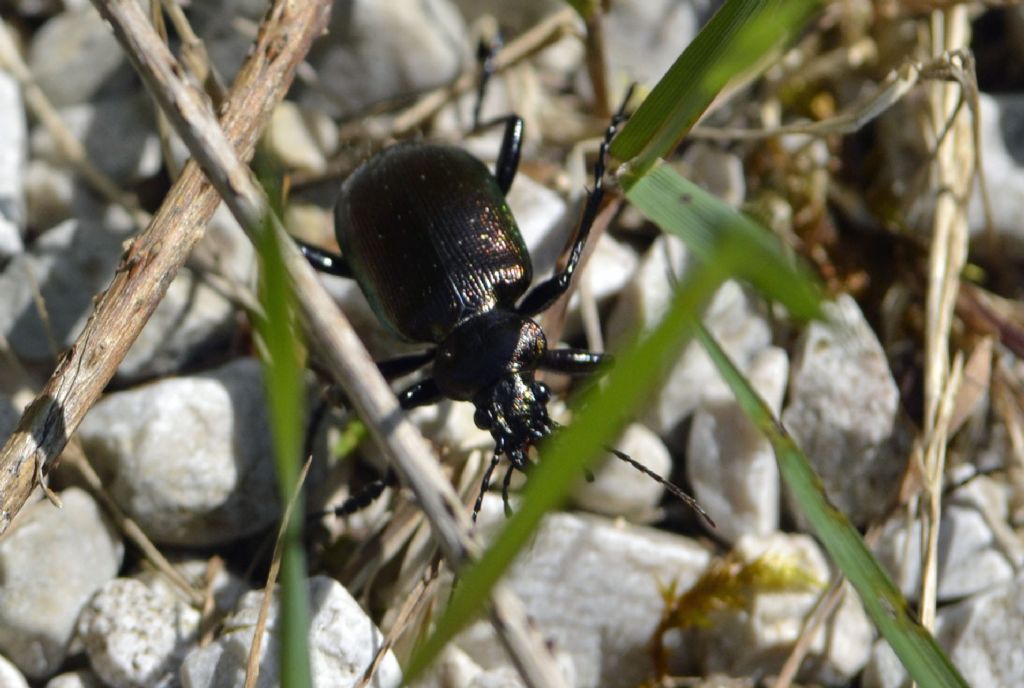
xmin=433 ymin=311 xmax=553 ymax=462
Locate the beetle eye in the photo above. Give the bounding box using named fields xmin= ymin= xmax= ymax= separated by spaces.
xmin=474 ymin=407 xmax=492 ymax=429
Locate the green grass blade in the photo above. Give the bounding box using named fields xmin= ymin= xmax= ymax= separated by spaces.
xmin=695 ymin=325 xmax=969 ymax=688
xmin=610 ymin=0 xmax=820 ymax=172
xmin=623 ymin=161 xmax=822 ymax=321
xmin=254 ymin=214 xmax=312 ymax=688
xmin=403 ymin=261 xmax=729 ymax=684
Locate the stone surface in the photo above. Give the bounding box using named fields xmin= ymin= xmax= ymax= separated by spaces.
xmin=864 ymin=570 xmax=1024 ymax=688
xmin=457 ymin=499 xmax=712 ymax=688
xmin=179 ymin=575 xmax=402 ymax=688
xmin=0 ymin=488 xmax=123 ymax=678
xmin=571 ymin=423 xmax=674 ymax=522
xmin=0 ymin=205 xmax=134 ymax=364
xmin=44 ymin=670 xmax=104 ymax=688
xmin=31 ymin=96 xmax=162 ymax=184
xmin=0 ymin=69 xmax=26 ymax=260
xmin=297 ymin=0 xmax=466 ymax=119
xmin=687 ymin=347 xmax=788 ymax=542
xmin=264 ymin=102 xmax=336 ymax=175
xmin=781 ymin=294 xmax=906 ymax=526
xmin=697 ymin=533 xmax=873 ymax=685
xmin=77 ymin=358 xmax=282 ymax=546
xmin=607 ymin=234 xmax=772 ymax=444
xmin=0 ymin=653 xmax=29 ymax=688
xmin=77 ymin=578 xmax=201 ymax=688
xmin=24 ymin=159 xmax=74 ymax=230
xmin=602 ymin=0 xmax=698 ymax=88
xmin=968 ymin=94 xmax=1024 ymax=252
xmin=29 ymin=5 xmax=127 ymax=106
xmin=872 ymin=476 xmax=1015 ymax=602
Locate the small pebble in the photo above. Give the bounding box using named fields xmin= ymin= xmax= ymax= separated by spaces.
xmin=179 ymin=575 xmax=402 ymax=688
xmin=77 ymin=358 xmax=283 ymax=546
xmin=77 ymin=578 xmax=201 ymax=688
xmin=781 ymin=294 xmax=906 ymax=526
xmin=0 ymin=488 xmax=123 ymax=678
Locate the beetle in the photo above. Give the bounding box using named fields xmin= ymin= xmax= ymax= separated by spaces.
xmin=297 ymin=101 xmax=620 ymax=511
xmin=299 ymin=89 xmax=707 ymax=523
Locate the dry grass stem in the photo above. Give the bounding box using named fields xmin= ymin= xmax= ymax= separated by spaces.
xmin=90 ymin=1 xmax=569 ymax=684
xmin=243 ymin=456 xmax=313 ymax=688
xmin=0 ymin=0 xmax=331 ymax=535
xmin=917 ymin=7 xmax=973 ymax=633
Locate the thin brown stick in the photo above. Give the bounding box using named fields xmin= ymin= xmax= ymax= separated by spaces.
xmin=0 ymin=0 xmax=331 ymax=535
xmin=89 ymin=2 xmax=568 ymax=685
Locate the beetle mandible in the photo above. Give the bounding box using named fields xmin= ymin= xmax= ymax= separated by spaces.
xmin=299 ymin=96 xmax=629 ymax=517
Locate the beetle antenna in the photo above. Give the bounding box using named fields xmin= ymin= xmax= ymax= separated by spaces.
xmin=473 ymin=450 xmax=503 ymax=522
xmin=501 ymin=464 xmax=516 ymax=517
xmin=606 ymin=447 xmax=716 ymax=528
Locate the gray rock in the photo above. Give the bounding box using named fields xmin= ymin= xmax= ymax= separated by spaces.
xmin=781 ymin=294 xmax=905 ymax=526
xmin=0 ymin=653 xmax=29 ymax=688
xmin=864 ymin=570 xmax=1024 ymax=688
xmin=607 ymin=235 xmax=772 ymax=443
xmin=77 ymin=358 xmax=282 ymax=546
xmin=77 ymin=578 xmax=200 ymax=688
xmin=264 ymin=102 xmax=336 ymax=175
xmin=571 ymin=423 xmax=673 ymax=522
xmin=179 ymin=575 xmax=402 ymax=688
xmin=602 ymin=0 xmax=698 ymax=88
xmin=458 ymin=500 xmax=711 ymax=688
xmin=0 ymin=69 xmax=26 ymax=260
xmin=687 ymin=347 xmax=788 ymax=542
xmin=421 ymin=645 xmax=574 ymax=688
xmin=44 ymin=670 xmax=104 ymax=688
xmin=31 ymin=96 xmax=162 ymax=184
xmin=698 ymin=533 xmax=873 ymax=685
xmin=0 ymin=206 xmax=134 ymax=364
xmin=0 ymin=488 xmax=123 ymax=678
xmin=297 ymin=0 xmax=466 ymax=119
xmin=29 ymin=5 xmax=127 ymax=106
xmin=188 ymin=0 xmax=277 ymax=84
xmin=872 ymin=476 xmax=1014 ymax=602
xmin=679 ymin=143 xmax=746 ymax=208
xmin=968 ymin=94 xmax=1024 ymax=251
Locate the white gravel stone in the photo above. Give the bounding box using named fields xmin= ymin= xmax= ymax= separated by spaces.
xmin=0 ymin=69 xmax=26 ymax=260
xmin=28 ymin=5 xmax=127 ymax=106
xmin=607 ymin=235 xmax=772 ymax=444
xmin=968 ymin=94 xmax=1024 ymax=250
xmin=264 ymin=102 xmax=334 ymax=175
xmin=698 ymin=533 xmax=873 ymax=684
xmin=31 ymin=96 xmax=162 ymax=184
xmin=864 ymin=570 xmax=1024 ymax=688
xmin=179 ymin=575 xmax=402 ymax=688
xmin=571 ymin=423 xmax=674 ymax=522
xmin=873 ymin=476 xmax=1015 ymax=602
xmin=298 ymin=0 xmax=466 ymax=119
xmin=0 ymin=653 xmax=29 ymax=688
xmin=44 ymin=670 xmax=104 ymax=688
xmin=420 ymin=645 xmax=574 ymax=688
xmin=602 ymin=0 xmax=698 ymax=87
xmin=77 ymin=578 xmax=201 ymax=688
xmin=0 ymin=488 xmax=123 ymax=678
xmin=77 ymin=358 xmax=282 ymax=546
xmin=679 ymin=143 xmax=746 ymax=208
xmin=687 ymin=347 xmax=788 ymax=542
xmin=0 ymin=206 xmax=134 ymax=363
xmin=458 ymin=500 xmax=711 ymax=688
xmin=781 ymin=294 xmax=905 ymax=526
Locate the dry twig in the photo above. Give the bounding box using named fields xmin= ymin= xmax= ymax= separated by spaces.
xmin=0 ymin=0 xmax=331 ymax=534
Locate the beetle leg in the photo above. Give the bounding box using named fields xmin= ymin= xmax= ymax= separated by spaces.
xmin=473 ymin=450 xmax=502 ymax=522
xmin=294 ymin=238 xmax=353 ymax=278
xmin=472 ymin=31 xmax=503 ymax=130
xmin=396 ymin=378 xmax=443 ymax=409
xmin=515 ymin=86 xmax=635 ymax=317
xmin=376 ymin=350 xmax=435 ymax=379
xmin=540 ymin=348 xmax=613 ymax=375
xmin=501 ymin=463 xmax=515 ymax=517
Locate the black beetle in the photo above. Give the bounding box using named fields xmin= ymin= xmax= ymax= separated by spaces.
xmin=299 ymin=93 xmax=680 ymax=519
